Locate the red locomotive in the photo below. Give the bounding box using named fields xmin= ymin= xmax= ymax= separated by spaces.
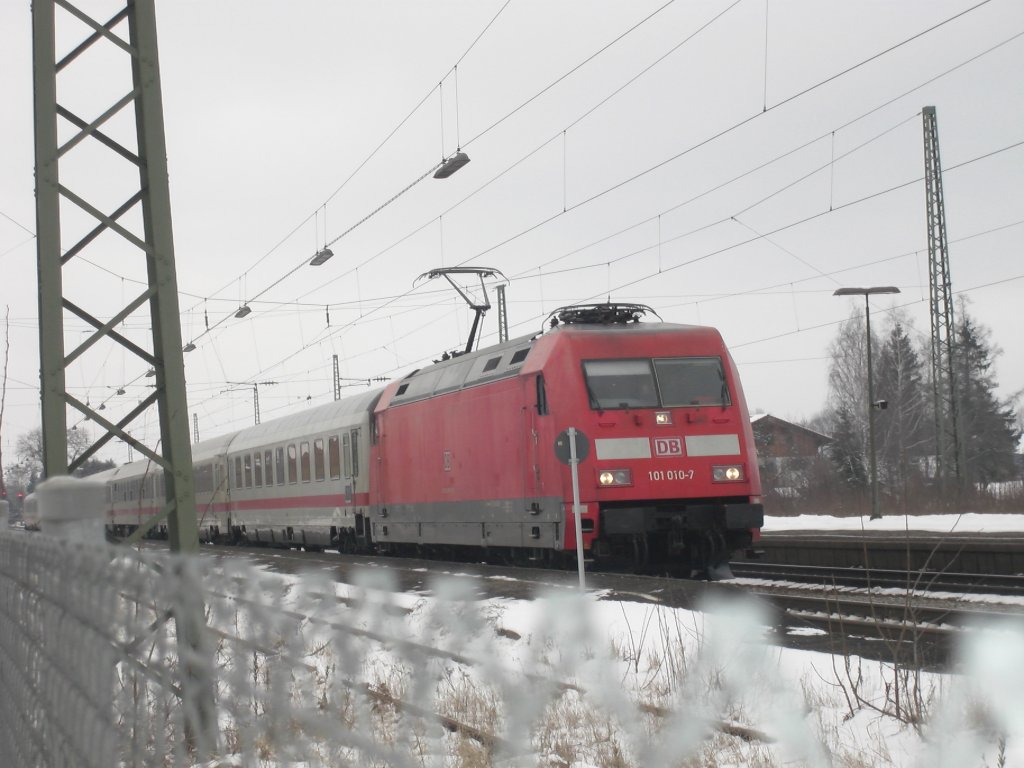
xmin=101 ymin=303 xmax=762 ymax=577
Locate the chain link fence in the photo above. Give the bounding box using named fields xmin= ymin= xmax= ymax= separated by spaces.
xmin=1 ymin=528 xmax=1023 ymax=767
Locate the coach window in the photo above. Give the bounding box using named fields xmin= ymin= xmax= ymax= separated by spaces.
xmin=196 ymin=464 xmax=212 ymax=494
xmin=300 ymin=441 xmax=311 ymax=483
xmin=350 ymin=429 xmax=360 ymax=478
xmin=343 ymin=433 xmax=352 ymax=478
xmin=276 ymin=447 xmax=286 ymax=485
xmin=244 ymin=454 xmax=253 ymax=488
xmin=264 ymin=450 xmax=274 ymax=486
xmin=328 ymin=436 xmax=341 ymax=480
xmin=234 ymin=456 xmax=243 ymax=490
xmin=287 ymin=444 xmax=298 ymax=484
xmin=314 ymin=438 xmax=325 ymax=481
xmin=253 ymin=452 xmax=263 ymax=487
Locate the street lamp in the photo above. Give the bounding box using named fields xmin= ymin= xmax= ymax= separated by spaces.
xmin=833 ymin=286 xmax=901 ymax=519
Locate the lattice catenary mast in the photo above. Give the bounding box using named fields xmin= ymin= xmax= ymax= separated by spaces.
xmin=922 ymin=105 xmax=964 ymax=490
xmin=32 ymin=1 xmax=198 ymax=550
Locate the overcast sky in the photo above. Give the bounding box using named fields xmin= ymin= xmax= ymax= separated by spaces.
xmin=1 ymin=0 xmax=1021 ymax=463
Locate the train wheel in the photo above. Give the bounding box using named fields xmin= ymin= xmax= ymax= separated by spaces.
xmin=632 ymin=534 xmax=650 ymax=573
xmin=339 ymin=531 xmax=356 ymax=554
xmin=697 ymin=530 xmax=733 ymax=580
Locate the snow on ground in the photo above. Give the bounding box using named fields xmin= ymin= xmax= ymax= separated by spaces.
xmin=302 ymin=566 xmax=1024 ymax=767
xmin=764 ymin=512 xmax=1024 ymax=534
xmin=211 ymin=550 xmax=1024 ymax=766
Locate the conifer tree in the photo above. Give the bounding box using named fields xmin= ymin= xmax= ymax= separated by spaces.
xmin=955 ymin=312 xmax=1022 ymax=485
xmin=828 ymin=406 xmax=868 ymax=488
xmin=875 ymin=318 xmax=929 ymax=504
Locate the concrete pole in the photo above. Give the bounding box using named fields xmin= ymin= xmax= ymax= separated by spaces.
xmin=865 ymin=295 xmax=880 ymax=520
xmin=568 ymin=427 xmax=586 ymax=590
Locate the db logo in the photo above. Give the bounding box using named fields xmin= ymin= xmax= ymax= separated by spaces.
xmin=653 ymin=437 xmax=683 ymax=457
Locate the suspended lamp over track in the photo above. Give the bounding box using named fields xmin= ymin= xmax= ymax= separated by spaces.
xmin=234 ymin=304 xmax=252 ymax=319
xmin=434 ymin=151 xmax=470 ymax=179
xmin=182 ymin=342 xmax=196 ymax=352
xmin=309 ymin=247 xmax=334 ymax=266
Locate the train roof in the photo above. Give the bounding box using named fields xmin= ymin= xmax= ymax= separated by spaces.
xmin=386 ymin=332 xmax=536 ymax=407
xmin=545 ymin=320 xmax=717 ymax=337
xmin=382 ymin=312 xmax=727 ymax=409
xmin=191 ymin=430 xmax=243 ymax=463
xmin=106 ymin=456 xmax=164 ymax=482
xmin=224 ymin=386 xmax=385 ymax=454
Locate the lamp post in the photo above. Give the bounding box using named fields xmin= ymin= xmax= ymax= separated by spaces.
xmin=833 ymin=286 xmax=901 ymax=520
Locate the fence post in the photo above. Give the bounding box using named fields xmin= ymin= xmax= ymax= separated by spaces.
xmin=35 ymin=475 xmax=107 ymax=544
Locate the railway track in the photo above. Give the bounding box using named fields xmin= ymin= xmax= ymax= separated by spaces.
xmin=730 ymin=560 xmax=1024 ymax=597
xmin=145 ymin=541 xmax=1024 ymax=667
xmin=735 ymin=567 xmax=1024 ymax=666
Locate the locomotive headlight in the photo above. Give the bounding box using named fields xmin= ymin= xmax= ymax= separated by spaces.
xmin=598 ymin=469 xmax=632 ymax=487
xmin=655 ymin=411 xmax=672 ymax=425
xmin=712 ymin=464 xmax=744 ymax=482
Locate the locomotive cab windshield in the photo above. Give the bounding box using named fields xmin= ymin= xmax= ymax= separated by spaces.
xmin=582 ymin=356 xmax=731 ymax=410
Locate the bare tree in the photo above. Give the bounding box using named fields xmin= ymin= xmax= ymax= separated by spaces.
xmin=826 ymin=307 xmax=872 ymax=454
xmin=15 ymin=426 xmax=92 ymax=477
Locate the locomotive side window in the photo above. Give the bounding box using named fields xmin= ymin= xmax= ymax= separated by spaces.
xmin=253 ymin=452 xmax=263 ymax=487
xmin=234 ymin=456 xmax=242 ymax=490
xmin=510 ymin=348 xmax=530 ymax=365
xmin=582 ymin=359 xmax=659 ymax=409
xmin=482 ymin=356 xmax=501 ymax=373
xmin=654 ymin=357 xmax=730 ymax=407
xmin=328 ymin=436 xmax=341 ymax=480
xmin=287 ymin=444 xmax=298 ymax=484
xmin=343 ymin=433 xmax=352 ymax=478
xmin=264 ymin=450 xmax=274 ymax=486
xmin=300 ymin=442 xmax=311 ymax=483
xmin=314 ymin=438 xmax=325 ymax=481
xmin=276 ymin=447 xmax=285 ymax=486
